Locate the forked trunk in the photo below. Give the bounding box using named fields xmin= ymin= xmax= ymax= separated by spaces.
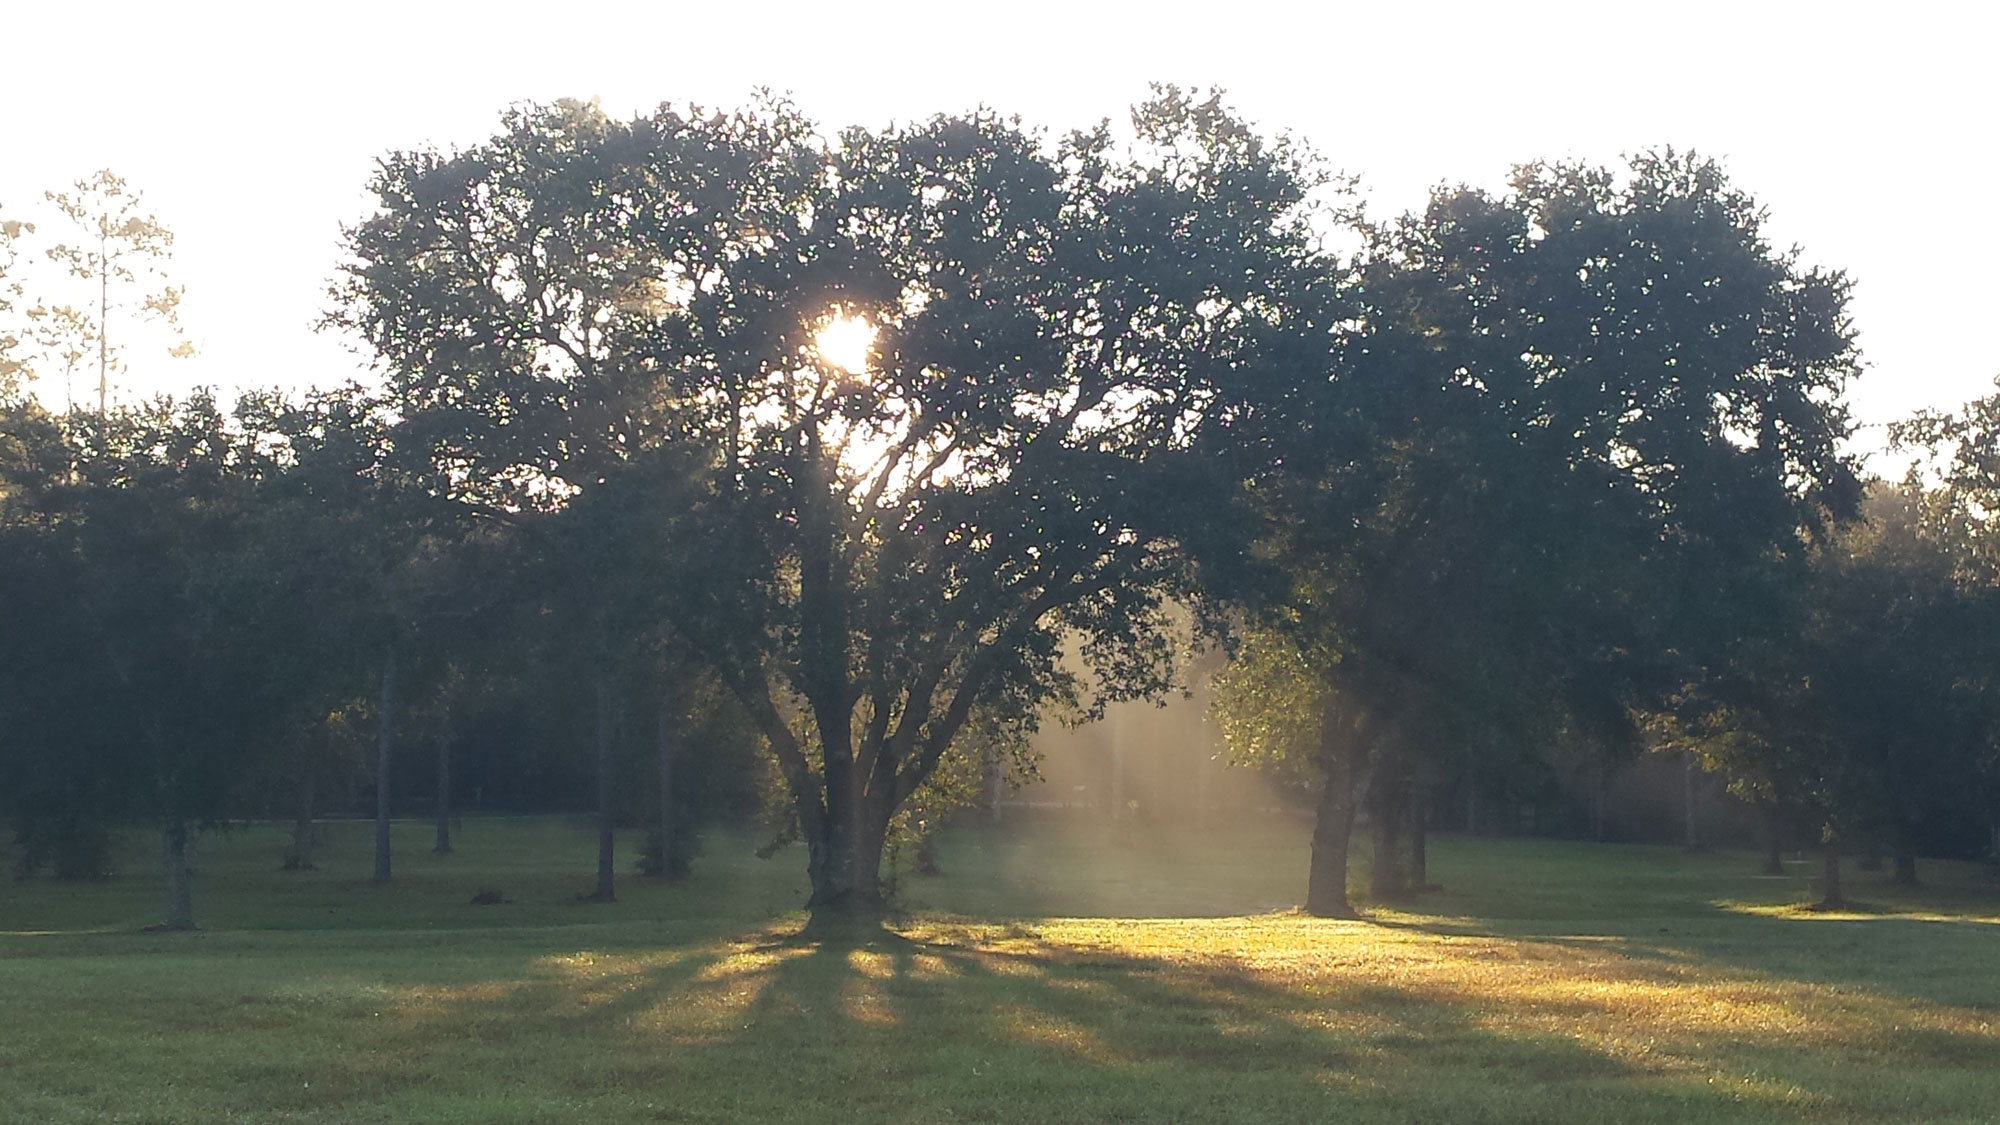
xmin=592 ymin=677 xmax=616 ymax=903
xmin=373 ymin=649 xmax=395 ymax=884
xmin=162 ymin=821 xmax=196 ymax=931
xmin=806 ymin=796 xmax=890 ymax=926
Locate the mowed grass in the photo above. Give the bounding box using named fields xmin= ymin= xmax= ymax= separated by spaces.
xmin=3 ymin=816 xmax=1999 ymax=1123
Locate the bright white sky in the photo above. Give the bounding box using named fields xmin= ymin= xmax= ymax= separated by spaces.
xmin=3 ymin=0 xmax=1991 ymax=469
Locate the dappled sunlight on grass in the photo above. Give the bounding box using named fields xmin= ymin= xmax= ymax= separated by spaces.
xmin=1713 ymin=899 xmax=2000 ymax=925
xmin=999 ymin=1003 xmax=1123 ymax=1064
xmin=8 ymin=825 xmax=2000 ymax=1121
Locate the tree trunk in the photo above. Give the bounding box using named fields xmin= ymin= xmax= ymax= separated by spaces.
xmin=805 ymin=796 xmax=889 ymax=925
xmin=913 ymin=827 xmax=941 ymax=876
xmin=1892 ymin=833 xmax=1919 ymax=886
xmin=1682 ymin=753 xmax=1701 ymax=851
xmin=1410 ymin=796 xmax=1428 ymax=892
xmin=284 ymin=758 xmax=316 ymax=871
xmin=987 ymin=746 xmax=1004 ymax=824
xmin=1763 ymin=806 xmax=1785 ymax=876
xmin=592 ymin=677 xmax=616 ymax=903
xmin=433 ymin=698 xmax=453 ymax=855
xmin=1369 ymin=766 xmax=1406 ymax=901
xmin=1305 ymin=700 xmax=1363 ymax=918
xmin=1589 ymin=762 xmax=1607 ymax=842
xmin=650 ymin=693 xmax=684 ymax=880
xmin=1816 ymin=841 xmax=1845 ymax=910
xmin=373 ymin=649 xmax=395 ymax=884
xmin=162 ymin=821 xmax=196 ymax=931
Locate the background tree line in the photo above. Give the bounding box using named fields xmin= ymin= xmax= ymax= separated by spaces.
xmin=3 ymin=91 xmax=1997 ymax=928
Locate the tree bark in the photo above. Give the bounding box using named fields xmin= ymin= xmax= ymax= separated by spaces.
xmin=162 ymin=821 xmax=196 ymax=931
xmin=592 ymin=677 xmax=616 ymax=902
xmin=373 ymin=648 xmax=395 ymax=884
xmin=434 ymin=697 xmax=453 ymax=855
xmin=1305 ymin=700 xmax=1363 ymax=918
xmin=805 ymin=795 xmax=889 ymax=924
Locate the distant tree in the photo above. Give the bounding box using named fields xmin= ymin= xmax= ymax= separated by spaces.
xmin=30 ymin=171 xmax=193 ymax=413
xmin=0 ymin=395 xmax=292 ymax=926
xmin=1670 ymin=482 xmax=1998 ymax=906
xmin=333 ymin=90 xmax=1344 ymax=923
xmin=1893 ymin=377 xmax=2000 ymax=585
xmin=0 ymin=205 xmax=32 ymax=398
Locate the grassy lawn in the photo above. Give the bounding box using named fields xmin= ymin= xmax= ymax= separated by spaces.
xmin=3 ymin=815 xmax=1998 ymax=1122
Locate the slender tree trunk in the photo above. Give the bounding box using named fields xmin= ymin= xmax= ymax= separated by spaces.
xmin=433 ymin=700 xmax=453 ymax=855
xmin=914 ymin=826 xmax=941 ymax=876
xmin=1892 ymin=832 xmax=1919 ymax=886
xmin=1410 ymin=796 xmax=1428 ymax=892
xmin=284 ymin=751 xmax=316 ymax=871
xmin=374 ymin=648 xmax=395 ymax=884
xmin=1763 ymin=805 xmax=1785 ymax=876
xmin=162 ymin=821 xmax=195 ymax=931
xmin=1589 ymin=761 xmax=1607 ymax=842
xmin=1817 ymin=840 xmax=1845 ymax=910
xmin=1369 ymin=764 xmax=1407 ymax=901
xmin=1370 ymin=805 xmax=1403 ymax=900
xmin=987 ymin=746 xmax=1004 ymax=825
xmin=651 ymin=694 xmax=680 ymax=880
xmin=592 ymin=677 xmax=617 ymax=902
xmin=1682 ymin=753 xmax=1701 ymax=851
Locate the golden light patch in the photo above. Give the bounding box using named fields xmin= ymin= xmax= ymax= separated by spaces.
xmin=843 ymin=979 xmax=900 ymax=1026
xmin=845 ymin=949 xmax=896 ymax=979
xmin=998 ymin=1003 xmax=1123 ymax=1065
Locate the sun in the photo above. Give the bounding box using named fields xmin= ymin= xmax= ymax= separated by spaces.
xmin=814 ymin=313 xmax=876 ymax=377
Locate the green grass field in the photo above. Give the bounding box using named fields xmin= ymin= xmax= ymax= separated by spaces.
xmin=4 ymin=815 xmax=1998 ymax=1123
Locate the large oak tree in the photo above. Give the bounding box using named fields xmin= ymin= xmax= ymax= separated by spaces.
xmin=334 ymin=91 xmax=1343 ymax=920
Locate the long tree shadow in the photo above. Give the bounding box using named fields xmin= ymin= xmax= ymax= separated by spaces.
xmin=211 ymin=865 xmax=1997 ymax=1125
xmin=324 ymin=910 xmax=2000 ymax=1123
